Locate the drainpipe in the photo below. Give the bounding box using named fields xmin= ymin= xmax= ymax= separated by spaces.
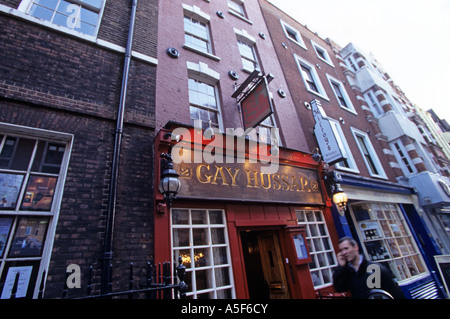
xmin=101 ymin=0 xmax=137 ymax=294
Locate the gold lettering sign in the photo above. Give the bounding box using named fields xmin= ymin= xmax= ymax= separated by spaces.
xmin=174 ymin=161 xmax=324 ymax=205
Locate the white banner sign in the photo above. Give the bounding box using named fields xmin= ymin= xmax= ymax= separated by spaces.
xmin=311 ymin=99 xmax=344 ymax=165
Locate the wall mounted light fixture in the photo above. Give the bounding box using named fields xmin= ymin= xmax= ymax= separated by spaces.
xmin=324 ymin=171 xmax=348 ymax=216
xmin=159 ymin=153 xmax=181 ymax=208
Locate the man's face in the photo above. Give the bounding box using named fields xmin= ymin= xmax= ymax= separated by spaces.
xmin=338 ymin=240 xmax=359 ymax=264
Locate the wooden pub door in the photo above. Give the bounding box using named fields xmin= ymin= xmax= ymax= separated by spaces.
xmin=241 ymin=230 xmax=290 ymax=299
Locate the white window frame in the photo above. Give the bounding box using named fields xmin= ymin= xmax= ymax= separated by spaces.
xmin=351 ymin=128 xmax=387 ymax=179
xmin=390 ymin=140 xmax=417 ymax=176
xmin=296 ymin=209 xmax=338 ymax=289
xmin=364 ymin=91 xmax=384 ymax=117
xmin=227 ymin=0 xmax=246 ymax=18
xmin=348 ymin=202 xmax=429 ymax=284
xmin=280 ymin=20 xmax=307 ymax=50
xmin=18 ymin=0 xmax=106 ymax=37
xmin=0 ymin=122 xmax=73 ymax=299
xmin=294 ymin=55 xmax=329 ymax=100
xmin=170 ymin=208 xmax=236 ymax=299
xmin=183 ymin=4 xmax=212 ymax=53
xmin=186 ymin=62 xmax=224 ymax=132
xmin=326 ymin=74 xmax=357 ymax=114
xmin=329 ymin=119 xmax=359 ymax=173
xmin=311 ymin=40 xmax=334 ymax=67
xmin=345 ymin=56 xmax=359 ymax=72
xmin=234 ymin=29 xmax=259 ymax=73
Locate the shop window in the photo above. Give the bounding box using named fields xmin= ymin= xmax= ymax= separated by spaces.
xmin=296 ymin=210 xmax=337 ymax=289
xmin=19 ymin=0 xmax=105 ymax=36
xmin=0 ymin=128 xmax=71 ymax=298
xmin=171 ymin=209 xmax=235 ymax=299
xmin=349 ymin=203 xmax=428 ymax=282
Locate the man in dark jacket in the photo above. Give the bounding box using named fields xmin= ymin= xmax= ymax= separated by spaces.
xmin=333 ymin=237 xmax=405 ymax=299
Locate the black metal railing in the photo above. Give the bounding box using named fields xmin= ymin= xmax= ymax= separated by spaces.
xmin=62 ymin=257 xmax=188 ymax=299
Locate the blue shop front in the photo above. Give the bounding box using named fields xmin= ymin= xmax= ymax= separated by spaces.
xmin=333 ymin=173 xmax=446 ymax=299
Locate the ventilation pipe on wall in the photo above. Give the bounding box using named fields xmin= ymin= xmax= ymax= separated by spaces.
xmin=101 ymin=0 xmax=137 ymax=294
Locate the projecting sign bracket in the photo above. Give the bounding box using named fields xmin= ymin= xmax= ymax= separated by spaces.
xmin=232 ymin=70 xmax=264 ymax=103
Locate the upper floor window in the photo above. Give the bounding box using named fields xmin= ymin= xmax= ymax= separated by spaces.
xmin=364 ymin=91 xmax=384 ymax=117
xmin=184 ymin=16 xmax=211 ymax=54
xmin=329 ymin=119 xmax=359 ymax=173
xmin=280 ymin=20 xmax=306 ymax=50
xmin=237 ymin=40 xmax=259 ymax=72
xmin=227 ymin=0 xmax=246 ymax=19
xmin=311 ymin=41 xmax=334 ymax=67
xmin=188 ymin=78 xmax=222 ymax=131
xmin=346 ymin=56 xmax=358 ymax=72
xmin=391 ymin=140 xmax=417 ymax=176
xmin=326 ymin=75 xmax=356 ymax=114
xmin=352 ymin=128 xmax=387 ymax=179
xmin=19 ymin=0 xmax=104 ymax=36
xmin=295 ymin=55 xmax=328 ymax=100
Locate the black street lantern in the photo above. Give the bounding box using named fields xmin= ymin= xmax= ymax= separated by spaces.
xmin=159 ymin=153 xmax=181 ymax=208
xmin=324 ymin=171 xmax=348 ymax=215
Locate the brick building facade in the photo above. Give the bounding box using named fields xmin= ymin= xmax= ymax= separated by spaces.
xmin=0 ymin=0 xmax=446 ymax=299
xmin=259 ymin=0 xmax=444 ymax=298
xmin=0 ymin=0 xmax=158 ymax=298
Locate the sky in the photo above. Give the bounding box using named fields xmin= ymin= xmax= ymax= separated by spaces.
xmin=268 ymin=0 xmax=450 ymax=123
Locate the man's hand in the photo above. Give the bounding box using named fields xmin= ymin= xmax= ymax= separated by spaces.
xmin=337 ymin=251 xmax=347 ymax=267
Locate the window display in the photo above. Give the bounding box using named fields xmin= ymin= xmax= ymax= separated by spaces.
xmin=20 ymin=176 xmax=57 ymax=211
xmin=0 ymin=173 xmax=25 ymax=210
xmin=349 ymin=203 xmax=428 ymax=282
xmin=8 ymin=217 xmax=49 ymax=258
xmin=0 ymin=130 xmax=70 ymax=298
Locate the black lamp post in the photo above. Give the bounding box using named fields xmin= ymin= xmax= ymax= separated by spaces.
xmin=159 ymin=153 xmax=181 ymax=208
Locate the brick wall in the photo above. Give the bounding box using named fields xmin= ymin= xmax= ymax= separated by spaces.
xmin=0 ymin=0 xmax=157 ymax=298
xmin=259 ymin=0 xmax=398 ymax=182
xmin=155 ymin=0 xmax=309 ymax=152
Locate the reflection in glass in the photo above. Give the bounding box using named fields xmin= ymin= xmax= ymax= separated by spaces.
xmin=8 ymin=217 xmax=49 ymax=257
xmin=0 ymin=173 xmax=25 ymax=210
xmin=21 ymin=176 xmax=57 ymax=211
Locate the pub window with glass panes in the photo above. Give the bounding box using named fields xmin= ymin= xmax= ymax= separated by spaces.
xmin=171 ymin=209 xmax=235 ymax=299
xmin=0 ymin=131 xmax=70 ymax=298
xmin=349 ymin=203 xmax=428 ymax=282
xmin=296 ymin=210 xmax=337 ymax=289
xmin=19 ymin=0 xmax=105 ymax=36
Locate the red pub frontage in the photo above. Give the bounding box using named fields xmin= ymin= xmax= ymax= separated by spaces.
xmin=153 ymin=122 xmax=341 ymax=299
